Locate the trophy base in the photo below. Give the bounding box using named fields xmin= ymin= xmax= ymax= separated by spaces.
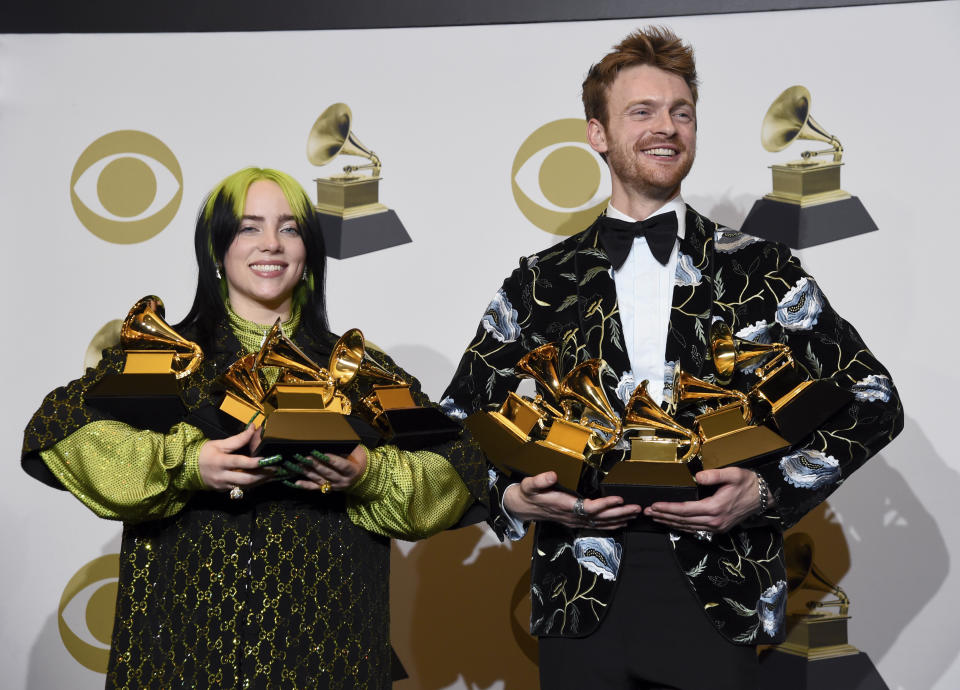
xmin=316 ymin=208 xmax=411 ymax=259
xmin=465 ymin=410 xmax=531 ymax=477
xmin=697 ymin=406 xmax=790 ymax=470
xmin=600 ymin=459 xmax=697 ymax=504
xmin=516 ymin=440 xmax=586 ymax=493
xmin=767 ymin=379 xmax=853 ymax=444
xmin=85 ymin=373 xmax=186 ymax=433
xmin=255 ymin=410 xmax=362 ymax=456
xmin=465 ymin=411 xmax=588 ymax=492
xmin=739 ymin=196 xmax=877 ymax=249
xmin=381 ymin=407 xmax=462 ymax=450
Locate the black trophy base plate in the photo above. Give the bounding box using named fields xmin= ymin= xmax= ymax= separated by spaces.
xmin=740 ymin=196 xmax=877 ymax=249
xmin=759 ymin=649 xmax=889 ymax=690
xmin=317 ymin=209 xmax=411 ymax=259
xmin=85 ymin=373 xmax=186 ymax=433
xmin=773 ymin=380 xmax=853 ymax=445
xmin=383 ymin=407 xmax=461 ymax=450
xmin=601 ymin=483 xmax=699 ymax=505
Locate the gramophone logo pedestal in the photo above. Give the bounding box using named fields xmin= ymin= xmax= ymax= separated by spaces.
xmin=306 ymin=103 xmax=411 ymax=259
xmin=741 ymin=85 xmax=877 ymax=249
xmin=759 ymin=533 xmax=889 ymax=690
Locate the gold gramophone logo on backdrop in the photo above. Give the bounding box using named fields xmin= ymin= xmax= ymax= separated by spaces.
xmin=305 ymin=103 xmax=411 ymax=259
xmin=71 ymin=130 xmax=183 ymax=244
xmin=511 ymin=118 xmax=610 ymax=236
xmin=740 ymin=86 xmax=876 ymax=248
xmin=759 ymin=533 xmax=888 ymax=688
xmin=57 ymin=554 xmax=120 ymax=673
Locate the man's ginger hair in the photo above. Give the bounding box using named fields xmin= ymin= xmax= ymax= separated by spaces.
xmin=582 ymin=26 xmax=699 ymax=126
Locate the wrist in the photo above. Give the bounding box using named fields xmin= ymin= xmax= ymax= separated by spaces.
xmin=754 ymin=471 xmax=770 ymax=514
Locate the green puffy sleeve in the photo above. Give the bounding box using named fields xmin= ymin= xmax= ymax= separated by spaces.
xmin=39 ymin=421 xmax=208 ymax=522
xmin=345 ymin=444 xmax=473 ymax=540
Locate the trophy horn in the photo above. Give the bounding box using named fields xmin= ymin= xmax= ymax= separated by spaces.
xmin=761 ymin=85 xmax=843 ymax=163
xmin=710 ymin=322 xmax=789 ymax=385
xmin=306 ymin=102 xmax=382 ymax=176
xmin=120 ymin=295 xmax=203 ymax=379
xmin=255 ymin=319 xmax=329 ymax=384
xmin=329 ymin=328 xmax=407 ymax=388
xmin=221 ymin=353 xmax=269 ymax=414
xmin=558 ymin=359 xmax=622 ymax=452
xmin=784 ymin=532 xmax=850 ymax=616
xmin=672 ymin=361 xmax=751 ymax=419
xmin=624 ymin=381 xmax=701 ymax=461
xmin=516 ymin=343 xmax=565 ymax=406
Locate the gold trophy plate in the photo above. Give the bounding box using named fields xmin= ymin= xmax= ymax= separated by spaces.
xmin=696 ymin=405 xmax=790 ymax=470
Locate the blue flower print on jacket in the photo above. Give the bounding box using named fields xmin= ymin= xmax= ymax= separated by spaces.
xmin=779 ymin=449 xmax=840 ymax=490
xmin=439 ymin=396 xmax=467 ymax=420
xmin=775 ymin=277 xmax=824 ymax=331
xmin=573 ymin=536 xmax=622 ymax=581
xmin=662 ymin=360 xmax=677 ymax=405
xmin=736 ymin=320 xmax=773 ymax=344
xmin=481 ymin=289 xmax=521 ymax=343
xmin=675 ymin=252 xmax=703 ymax=286
xmin=758 ymin=581 xmax=787 ymax=636
xmin=735 ymin=320 xmax=773 ymax=374
xmin=615 ymin=371 xmax=637 ymax=406
xmin=714 ymin=227 xmax=761 ymax=253
xmin=851 ymin=374 xmax=893 ymax=403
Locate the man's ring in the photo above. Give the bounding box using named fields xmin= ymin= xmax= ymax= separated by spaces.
xmin=229 ymin=486 xmax=244 ymax=500
xmin=572 ymin=498 xmax=587 ymax=518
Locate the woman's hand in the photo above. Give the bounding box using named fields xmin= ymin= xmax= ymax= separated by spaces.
xmin=287 ymin=445 xmax=368 ymax=492
xmin=198 ymin=425 xmax=271 ymax=491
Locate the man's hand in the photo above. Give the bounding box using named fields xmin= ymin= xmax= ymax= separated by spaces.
xmin=643 ymin=467 xmax=763 ymax=534
xmin=503 ymin=471 xmax=642 ymax=530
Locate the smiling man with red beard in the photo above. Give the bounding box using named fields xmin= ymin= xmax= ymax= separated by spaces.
xmin=442 ymin=26 xmax=902 ymax=690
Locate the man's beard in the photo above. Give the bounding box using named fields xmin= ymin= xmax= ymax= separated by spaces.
xmin=606 ymin=136 xmax=695 ymax=201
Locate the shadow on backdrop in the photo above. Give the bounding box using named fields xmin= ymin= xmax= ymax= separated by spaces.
xmin=779 ymin=416 xmax=952 ymax=688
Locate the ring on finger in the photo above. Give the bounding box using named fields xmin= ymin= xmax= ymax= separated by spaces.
xmin=320 ymin=482 xmax=332 ymax=494
xmin=572 ymin=497 xmax=587 ymax=518
xmin=229 ymin=486 xmax=244 ymax=500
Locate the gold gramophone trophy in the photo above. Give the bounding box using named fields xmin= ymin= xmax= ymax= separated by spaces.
xmin=306 ymin=103 xmax=411 ymax=259
xmin=85 ymin=295 xmax=202 ymax=431
xmin=600 ymin=380 xmax=700 ymax=503
xmin=672 ymin=360 xmax=790 ymax=470
xmin=759 ymin=533 xmax=888 ymax=689
xmin=465 ymin=344 xmax=610 ymax=493
xmin=711 ymin=322 xmax=851 ymax=444
xmin=219 ymin=320 xmax=363 ymax=455
xmin=740 ymin=85 xmax=877 ymax=248
xmin=332 ymin=328 xmax=460 ymax=449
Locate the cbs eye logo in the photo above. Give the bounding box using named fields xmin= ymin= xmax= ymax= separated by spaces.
xmin=58 ymin=554 xmax=120 ymax=673
xmin=511 ymin=119 xmax=610 ymax=236
xmin=71 ymin=130 xmax=183 ymax=244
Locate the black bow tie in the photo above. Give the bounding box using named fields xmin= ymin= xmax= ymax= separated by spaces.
xmin=598 ymin=212 xmax=679 ymax=270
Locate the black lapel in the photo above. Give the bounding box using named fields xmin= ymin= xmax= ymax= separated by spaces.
xmin=664 ymin=206 xmax=716 ymax=381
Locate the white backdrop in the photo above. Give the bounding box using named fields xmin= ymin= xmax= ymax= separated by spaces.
xmin=2 ymin=2 xmax=958 ymax=688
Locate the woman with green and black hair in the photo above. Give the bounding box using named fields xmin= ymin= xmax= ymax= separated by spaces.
xmin=22 ymin=167 xmax=489 ymax=689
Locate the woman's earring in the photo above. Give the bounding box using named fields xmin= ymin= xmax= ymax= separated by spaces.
xmin=215 ymin=263 xmax=222 ymax=280
xmin=301 ymin=268 xmax=308 ymax=281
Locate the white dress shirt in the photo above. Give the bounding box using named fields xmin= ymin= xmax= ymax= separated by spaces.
xmin=607 ymin=196 xmax=686 ymax=405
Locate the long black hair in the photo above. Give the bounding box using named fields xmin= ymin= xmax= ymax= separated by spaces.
xmin=175 ymin=167 xmax=330 ymax=349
